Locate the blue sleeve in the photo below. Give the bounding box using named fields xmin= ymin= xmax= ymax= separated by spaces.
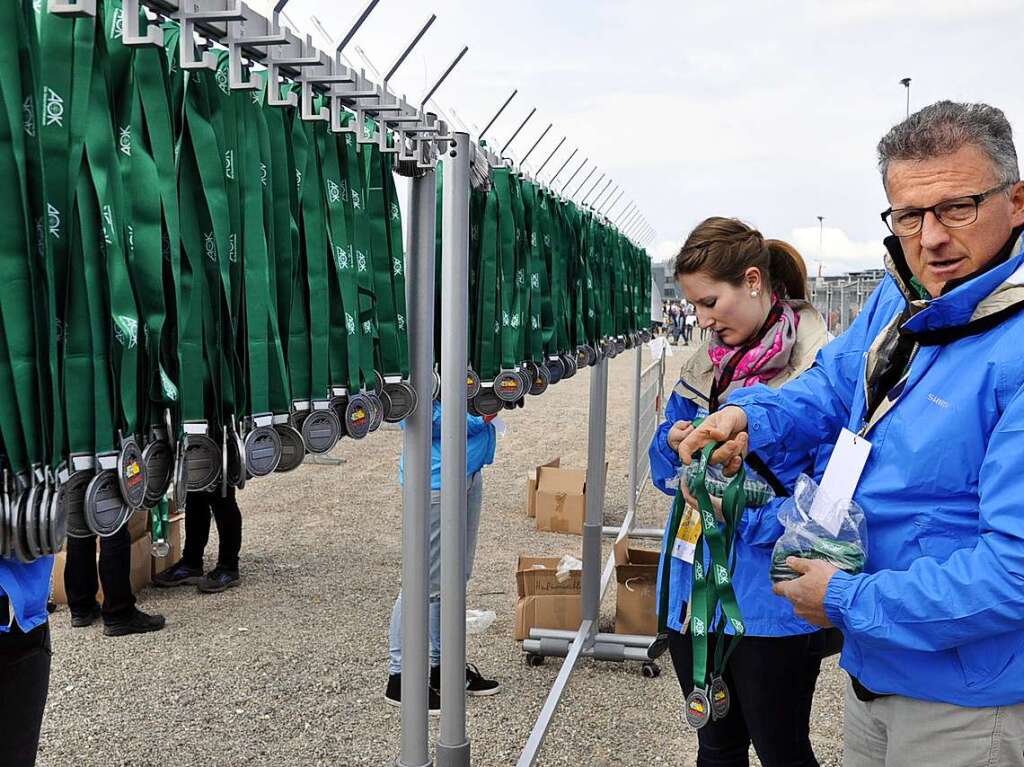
xmin=729 ymin=279 xmax=899 ymax=471
xmin=824 ymin=382 xmax=1024 ymax=652
xmin=649 ymin=391 xmax=699 ymax=496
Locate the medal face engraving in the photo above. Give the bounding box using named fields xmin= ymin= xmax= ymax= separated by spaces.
xmin=494 ymin=370 xmax=525 ymax=403
xmin=84 ymin=470 xmax=131 ymax=537
xmin=343 ymin=395 xmax=371 ymax=440
xmin=244 ymin=426 xmax=282 ymax=477
xmin=685 ymin=688 xmax=712 ymax=730
xmin=118 ymin=438 xmax=148 ymax=510
xmin=466 ymin=368 xmax=481 ymax=400
xmin=527 ymin=362 xmax=550 ymax=396
xmin=302 ymin=409 xmax=342 ymax=454
xmin=471 ymin=388 xmax=504 ymax=416
xmin=545 ymin=356 xmax=565 ymax=385
xmin=382 ymin=382 xmax=418 ymax=423
xmin=273 ymin=424 xmax=306 ymax=473
xmin=142 ymin=438 xmax=174 ymax=508
xmin=710 ymin=676 xmax=731 ymax=720
xmin=183 ymin=434 xmax=221 ymax=492
xmin=366 ymin=393 xmax=384 ymax=433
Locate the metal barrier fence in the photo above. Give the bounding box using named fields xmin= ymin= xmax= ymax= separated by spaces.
xmin=809 ymin=277 xmax=883 ymax=335
xmin=628 ymin=348 xmax=666 ymax=517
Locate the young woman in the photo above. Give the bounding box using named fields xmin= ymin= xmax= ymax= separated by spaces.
xmin=650 ymin=217 xmax=828 ymax=767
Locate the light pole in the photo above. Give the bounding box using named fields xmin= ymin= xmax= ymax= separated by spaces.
xmin=817 ymin=215 xmax=825 ymax=282
xmin=900 ymin=77 xmax=911 ymax=118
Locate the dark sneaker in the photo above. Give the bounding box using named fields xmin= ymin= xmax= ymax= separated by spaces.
xmin=430 ymin=664 xmax=502 ymax=697
xmin=384 ymin=673 xmax=440 ymax=715
xmin=70 ymin=603 xmax=101 ymax=628
xmin=197 ymin=567 xmax=241 ymax=594
xmin=152 ymin=560 xmax=203 ymax=588
xmin=103 ymin=608 xmax=166 ymax=637
xmin=465 ymin=663 xmax=501 ymax=697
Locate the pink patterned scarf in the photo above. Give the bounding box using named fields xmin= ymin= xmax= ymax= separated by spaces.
xmin=707 ymin=297 xmax=800 ymax=408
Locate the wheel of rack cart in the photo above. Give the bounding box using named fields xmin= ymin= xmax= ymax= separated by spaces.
xmin=526 ymin=653 xmax=545 ymax=668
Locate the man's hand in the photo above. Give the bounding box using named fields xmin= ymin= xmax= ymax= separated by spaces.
xmin=771 ymin=557 xmax=839 ymax=627
xmin=677 ymin=406 xmax=750 ymax=475
xmin=667 ymin=420 xmax=694 ymax=453
xmin=681 ymin=483 xmax=724 ymax=522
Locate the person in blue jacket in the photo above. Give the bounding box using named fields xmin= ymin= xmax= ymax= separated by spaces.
xmin=385 ymin=401 xmax=502 ymax=712
xmin=1 ymin=552 xmax=52 ymax=766
xmin=651 ymin=217 xmax=828 ymax=766
xmin=681 ymin=101 xmax=1024 ymax=767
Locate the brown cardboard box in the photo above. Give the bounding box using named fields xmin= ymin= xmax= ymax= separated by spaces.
xmin=526 ymin=457 xmax=561 ymax=518
xmin=535 ymin=466 xmax=588 ymax=535
xmin=151 ymin=514 xmax=184 ymax=578
xmin=514 ymin=555 xmax=582 ymax=641
xmin=613 ymin=538 xmax=661 ymax=636
xmin=50 ymin=530 xmax=153 ymax=605
xmin=127 ymin=509 xmax=149 ymax=542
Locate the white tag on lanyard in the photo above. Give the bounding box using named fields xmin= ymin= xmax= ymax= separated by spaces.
xmin=810 ymin=428 xmax=872 ymax=536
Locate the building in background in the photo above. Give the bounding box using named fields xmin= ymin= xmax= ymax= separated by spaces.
xmin=652 ymin=260 xmax=678 ymax=301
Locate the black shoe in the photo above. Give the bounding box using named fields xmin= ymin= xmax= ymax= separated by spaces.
xmin=152 ymin=560 xmax=203 ymax=588
xmin=197 ymin=567 xmax=241 ymax=594
xmin=103 ymin=608 xmax=166 ymax=637
xmin=465 ymin=663 xmax=501 ymax=697
xmin=70 ymin=603 xmax=101 ymax=628
xmin=430 ymin=664 xmax=502 ymax=697
xmin=384 ymin=673 xmax=440 ymax=715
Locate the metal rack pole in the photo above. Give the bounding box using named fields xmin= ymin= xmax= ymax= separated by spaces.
xmin=398 ymin=166 xmax=438 ymax=767
xmin=437 ymin=132 xmax=472 ymax=767
xmin=581 ymin=357 xmax=609 ymax=638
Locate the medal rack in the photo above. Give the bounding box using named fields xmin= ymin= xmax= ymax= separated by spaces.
xmin=6 ymin=2 xmax=657 ymax=766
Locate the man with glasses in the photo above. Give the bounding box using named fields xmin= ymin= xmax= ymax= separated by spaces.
xmin=676 ymin=101 xmax=1024 ymax=766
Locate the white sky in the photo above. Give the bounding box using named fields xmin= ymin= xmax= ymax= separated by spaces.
xmin=266 ymin=0 xmax=1022 ymax=276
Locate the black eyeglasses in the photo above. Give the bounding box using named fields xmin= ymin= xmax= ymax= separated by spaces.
xmin=880 ymin=183 xmax=1013 ymax=237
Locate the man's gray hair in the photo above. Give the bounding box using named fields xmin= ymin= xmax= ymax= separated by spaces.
xmin=877 ymin=101 xmax=1020 ymax=188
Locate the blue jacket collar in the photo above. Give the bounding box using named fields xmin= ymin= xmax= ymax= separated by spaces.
xmin=883 ymin=229 xmax=1024 ymax=338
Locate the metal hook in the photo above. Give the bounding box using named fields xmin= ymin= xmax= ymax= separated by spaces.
xmin=384 ymin=14 xmax=437 ymax=86
xmin=560 ymin=157 xmax=589 ymax=194
xmin=479 ymin=89 xmax=517 ymax=142
xmin=335 ymin=0 xmax=380 ymax=56
xmin=534 ymin=136 xmax=566 ymax=178
xmin=519 ymin=123 xmax=553 ymax=168
xmin=499 ymin=107 xmax=536 ymax=157
xmin=421 ymin=46 xmax=469 ymax=109
xmin=572 ymin=166 xmax=597 ymax=200
xmin=593 ymin=181 xmax=617 ymax=212
xmin=226 ymin=3 xmax=290 ymax=90
xmin=615 ymin=201 xmax=636 ymax=225
xmin=122 ymin=0 xmax=163 ymax=47
xmin=599 ymin=187 xmax=624 ymax=216
xmin=175 ymin=0 xmax=247 ymax=71
xmin=581 ymin=174 xmax=608 ymax=206
xmin=549 ymin=147 xmax=578 ymax=186
xmin=48 ymin=0 xmax=96 ymax=17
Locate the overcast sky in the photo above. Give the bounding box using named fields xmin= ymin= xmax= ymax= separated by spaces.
xmin=270 ymin=0 xmax=1023 ymax=275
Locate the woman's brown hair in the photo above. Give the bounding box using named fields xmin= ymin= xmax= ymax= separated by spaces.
xmin=673 ymin=217 xmax=808 ymax=301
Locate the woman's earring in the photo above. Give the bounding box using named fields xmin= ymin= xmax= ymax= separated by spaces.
xmin=750 ymin=289 xmax=759 ymax=298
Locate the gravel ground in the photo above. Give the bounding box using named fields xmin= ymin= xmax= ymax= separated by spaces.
xmin=38 ymin=346 xmax=844 ymax=767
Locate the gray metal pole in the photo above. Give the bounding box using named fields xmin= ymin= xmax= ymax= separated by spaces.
xmin=437 ymin=132 xmax=471 ymax=767
xmin=627 ymin=345 xmax=642 ymax=518
xmin=582 ymin=357 xmax=609 ymax=638
xmin=397 ymin=168 xmax=437 ymax=767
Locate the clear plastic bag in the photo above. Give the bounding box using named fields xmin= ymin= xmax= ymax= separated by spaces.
xmin=770 ymin=474 xmax=868 ymax=583
xmin=465 ymin=609 xmax=497 ymax=635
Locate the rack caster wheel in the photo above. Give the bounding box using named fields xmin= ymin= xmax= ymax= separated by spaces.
xmin=641 ymin=662 xmax=661 ymax=678
xmin=526 ymin=653 xmax=545 ymax=668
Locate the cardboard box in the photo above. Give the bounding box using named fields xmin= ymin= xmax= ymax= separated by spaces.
xmin=514 ymin=555 xmax=582 ymax=641
xmin=526 ymin=457 xmax=561 ymax=518
xmin=151 ymin=514 xmax=184 ymax=578
xmin=50 ymin=530 xmax=154 ymax=605
xmin=127 ymin=509 xmax=149 ymax=542
xmin=535 ymin=466 xmax=588 ymax=535
xmin=613 ymin=538 xmax=661 ymax=636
